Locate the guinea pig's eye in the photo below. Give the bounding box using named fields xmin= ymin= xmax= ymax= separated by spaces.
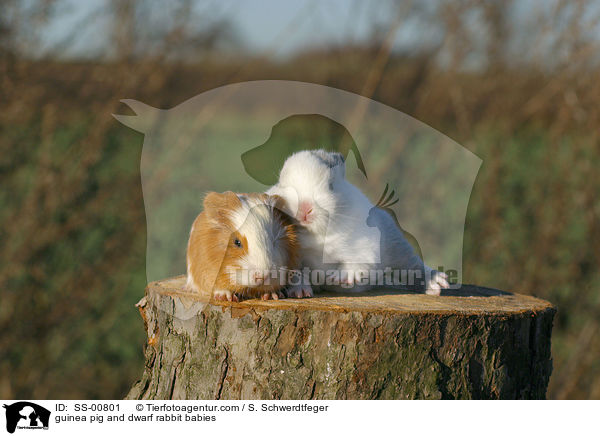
xmin=233 ymin=238 xmax=242 ymax=248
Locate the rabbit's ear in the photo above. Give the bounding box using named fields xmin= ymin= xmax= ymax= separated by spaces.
xmin=311 ymin=149 xmax=345 ymax=168
xmin=112 ymin=99 xmax=161 ymax=133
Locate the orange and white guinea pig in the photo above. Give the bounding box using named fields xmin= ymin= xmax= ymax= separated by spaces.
xmin=186 ymin=191 xmax=299 ymax=302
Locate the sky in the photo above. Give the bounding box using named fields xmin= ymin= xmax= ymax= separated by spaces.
xmin=24 ymin=0 xmax=594 ymax=69
xmin=32 ymin=0 xmax=440 ymax=59
xmin=34 ymin=0 xmax=372 ymax=57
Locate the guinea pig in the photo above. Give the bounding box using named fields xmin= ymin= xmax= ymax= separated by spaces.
xmin=267 ymin=149 xmax=449 ymax=296
xmin=186 ymin=191 xmax=299 ymax=301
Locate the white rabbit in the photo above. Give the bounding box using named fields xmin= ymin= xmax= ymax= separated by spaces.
xmin=266 ymin=149 xmax=449 ymax=297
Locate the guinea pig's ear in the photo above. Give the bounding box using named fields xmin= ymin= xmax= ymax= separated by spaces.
xmin=203 ymin=191 xmax=242 ymax=213
xmin=270 ymin=194 xmax=296 ymax=224
xmin=269 ymin=194 xmax=287 ymax=212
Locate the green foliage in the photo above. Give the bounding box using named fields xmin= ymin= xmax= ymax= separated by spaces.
xmin=0 ymin=116 xmax=147 ymax=399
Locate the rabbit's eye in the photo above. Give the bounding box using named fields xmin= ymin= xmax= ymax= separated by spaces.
xmin=329 ymin=182 xmax=334 ymax=190
xmin=234 ymin=238 xmax=242 ymax=248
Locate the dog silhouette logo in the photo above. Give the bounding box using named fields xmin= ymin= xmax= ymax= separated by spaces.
xmin=241 ymin=113 xmax=368 ymax=185
xmin=113 ymin=80 xmax=481 ymax=290
xmin=3 ymin=402 xmax=50 ymax=433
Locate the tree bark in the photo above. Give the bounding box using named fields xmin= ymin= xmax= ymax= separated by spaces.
xmin=126 ymin=276 xmax=555 ymax=400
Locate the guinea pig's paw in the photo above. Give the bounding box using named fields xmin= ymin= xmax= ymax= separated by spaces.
xmin=286 ymin=284 xmax=314 ymax=299
xmin=425 ymin=285 xmax=441 ymax=296
xmin=261 ymin=290 xmax=285 ymax=301
xmin=213 ymin=290 xmax=239 ymax=302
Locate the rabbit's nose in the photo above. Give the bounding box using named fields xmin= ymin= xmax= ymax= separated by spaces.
xmin=297 ymin=201 xmax=314 ymax=224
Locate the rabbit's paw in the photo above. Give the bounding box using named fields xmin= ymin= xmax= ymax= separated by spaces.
xmin=425 ymin=270 xmax=449 ymax=296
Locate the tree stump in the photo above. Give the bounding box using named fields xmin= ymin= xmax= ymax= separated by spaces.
xmin=126 ymin=276 xmax=556 ymax=400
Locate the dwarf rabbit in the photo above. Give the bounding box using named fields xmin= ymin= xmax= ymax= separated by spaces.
xmin=267 ymin=149 xmax=449 ymax=296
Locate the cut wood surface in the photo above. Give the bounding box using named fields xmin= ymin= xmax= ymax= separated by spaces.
xmin=126 ymin=275 xmax=556 ymax=400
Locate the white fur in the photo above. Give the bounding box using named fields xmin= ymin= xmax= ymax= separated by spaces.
xmin=267 ymin=149 xmax=449 ymax=295
xmin=229 ymin=196 xmax=289 ymax=287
